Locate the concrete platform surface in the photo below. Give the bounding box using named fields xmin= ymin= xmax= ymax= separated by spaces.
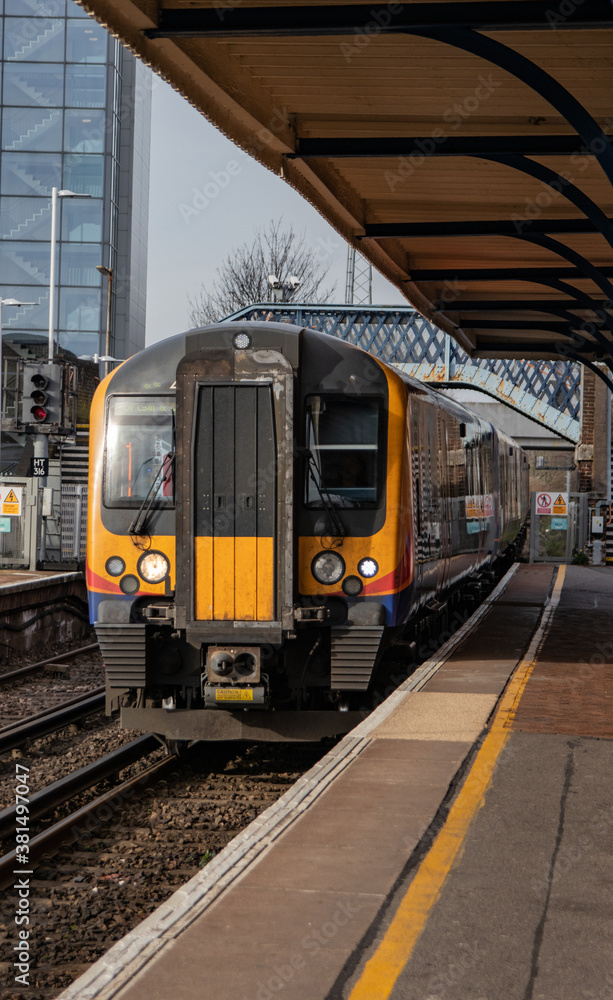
xmin=0 ymin=568 xmax=82 ymax=595
xmin=58 ymin=564 xmax=613 ymax=1000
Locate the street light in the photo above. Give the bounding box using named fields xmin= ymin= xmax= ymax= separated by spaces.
xmin=77 ymin=353 xmax=124 ymax=369
xmin=0 ymin=297 xmax=35 ymax=476
xmin=48 ymin=187 xmax=92 ymax=364
xmin=267 ymin=274 xmax=301 ymax=303
xmin=96 ymin=264 xmax=113 ymax=378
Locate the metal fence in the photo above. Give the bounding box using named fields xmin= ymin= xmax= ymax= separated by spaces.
xmin=60 ymin=484 xmax=87 ymax=562
xmin=0 ymin=478 xmax=87 ymax=568
xmin=0 ymin=477 xmax=38 ymax=569
xmin=529 ymin=492 xmax=588 ymax=563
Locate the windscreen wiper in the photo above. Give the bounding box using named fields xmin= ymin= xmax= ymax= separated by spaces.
xmin=128 ymin=453 xmax=175 ymax=536
xmin=305 ymin=449 xmax=345 ymax=539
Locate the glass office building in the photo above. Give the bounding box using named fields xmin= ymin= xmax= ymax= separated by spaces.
xmin=0 ymin=0 xmax=150 ymax=364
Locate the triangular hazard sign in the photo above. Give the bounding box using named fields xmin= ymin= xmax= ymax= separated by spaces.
xmin=4 ymin=489 xmax=18 ymax=503
xmin=553 ymin=494 xmax=565 ymax=505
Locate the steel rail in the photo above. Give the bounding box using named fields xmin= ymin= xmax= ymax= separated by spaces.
xmin=0 ymin=642 xmax=99 ymax=685
xmin=0 ymin=734 xmax=160 ymax=840
xmin=0 ymin=688 xmax=105 ymax=754
xmin=0 ymin=751 xmax=177 ymax=889
xmin=0 ymin=685 xmax=105 ymax=737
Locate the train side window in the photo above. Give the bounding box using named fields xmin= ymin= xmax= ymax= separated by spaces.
xmin=305 ymin=396 xmax=384 ymax=509
xmin=104 ymin=395 xmax=176 ymax=508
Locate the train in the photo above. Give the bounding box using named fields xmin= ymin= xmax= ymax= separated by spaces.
xmin=87 ymin=322 xmax=529 ymax=743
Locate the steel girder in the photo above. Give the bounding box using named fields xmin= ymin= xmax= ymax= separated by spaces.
xmin=222 ymin=304 xmax=582 ymax=441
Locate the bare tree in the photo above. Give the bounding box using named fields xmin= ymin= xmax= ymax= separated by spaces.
xmin=187 ymin=219 xmax=335 ymax=327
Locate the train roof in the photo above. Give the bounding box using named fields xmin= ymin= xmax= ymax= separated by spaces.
xmin=107 ymin=322 xmax=298 ymax=393
xmin=105 ymin=321 xmax=522 ymax=452
xmin=106 ymin=321 xmax=389 ymax=393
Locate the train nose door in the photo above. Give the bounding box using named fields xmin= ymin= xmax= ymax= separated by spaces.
xmin=193 ymin=381 xmax=276 ymax=621
xmin=174 ymin=347 xmax=294 ymax=636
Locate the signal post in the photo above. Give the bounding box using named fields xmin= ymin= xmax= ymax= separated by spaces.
xmin=18 ymin=360 xmax=77 ymax=565
xmin=21 ymin=363 xmax=64 ymax=482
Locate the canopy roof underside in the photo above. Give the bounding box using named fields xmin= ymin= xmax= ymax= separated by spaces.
xmin=78 ymin=1 xmax=613 ymax=365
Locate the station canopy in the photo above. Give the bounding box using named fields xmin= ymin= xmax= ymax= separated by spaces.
xmin=79 ymin=1 xmax=613 ymax=367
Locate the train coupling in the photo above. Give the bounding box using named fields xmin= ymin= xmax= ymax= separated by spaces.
xmin=206 ymin=646 xmax=262 ymax=683
xmin=203 ymin=645 xmax=268 ymax=709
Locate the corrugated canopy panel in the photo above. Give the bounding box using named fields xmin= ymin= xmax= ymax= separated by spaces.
xmin=77 ymin=1 xmax=613 ymax=365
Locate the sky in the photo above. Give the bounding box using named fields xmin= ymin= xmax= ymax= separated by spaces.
xmin=144 ymin=77 xmax=405 ymax=346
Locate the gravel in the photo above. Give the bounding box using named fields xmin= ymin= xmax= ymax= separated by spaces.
xmin=0 ymin=732 xmax=327 ymax=1000
xmin=0 ymin=643 xmax=104 ymax=732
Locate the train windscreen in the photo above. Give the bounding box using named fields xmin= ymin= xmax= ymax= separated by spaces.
xmin=104 ymin=395 xmax=175 ymax=507
xmin=305 ymin=396 xmax=382 ymax=509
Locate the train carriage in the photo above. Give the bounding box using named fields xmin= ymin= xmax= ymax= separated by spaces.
xmin=87 ymin=322 xmax=529 ymax=743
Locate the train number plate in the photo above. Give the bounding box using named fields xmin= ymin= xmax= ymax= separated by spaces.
xmin=215 ymin=688 xmax=254 ymax=702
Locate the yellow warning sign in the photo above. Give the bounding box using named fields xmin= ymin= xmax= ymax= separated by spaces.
xmin=0 ymin=486 xmax=22 ymax=516
xmin=215 ymin=688 xmax=254 ymax=702
xmin=552 ymin=492 xmax=567 ymax=515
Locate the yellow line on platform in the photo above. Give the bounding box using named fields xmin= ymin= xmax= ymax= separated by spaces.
xmin=348 ymin=566 xmax=566 ymax=1000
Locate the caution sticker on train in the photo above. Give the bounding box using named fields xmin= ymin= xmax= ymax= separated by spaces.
xmin=0 ymin=487 xmax=22 ymax=516
xmin=215 ymin=688 xmax=254 ymax=702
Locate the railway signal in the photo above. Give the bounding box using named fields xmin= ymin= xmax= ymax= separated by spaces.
xmin=20 ymin=363 xmax=62 ymax=427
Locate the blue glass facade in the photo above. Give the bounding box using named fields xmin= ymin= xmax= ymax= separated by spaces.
xmin=0 ymin=0 xmax=150 ymax=361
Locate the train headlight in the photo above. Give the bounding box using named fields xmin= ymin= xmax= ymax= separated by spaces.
xmin=137 ymin=551 xmax=170 ymax=584
xmin=358 ymin=558 xmax=378 ymax=578
xmin=311 ymin=551 xmax=345 ymax=586
xmin=233 ymin=332 xmax=251 ymax=350
xmin=105 ymin=556 xmax=125 ymax=577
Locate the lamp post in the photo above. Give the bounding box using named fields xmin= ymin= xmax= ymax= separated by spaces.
xmin=96 ymin=264 xmax=113 ymax=378
xmin=77 ymin=353 xmax=124 ymax=368
xmin=48 ymin=187 xmax=92 ymax=364
xmin=0 ymin=297 xmax=35 ymax=476
xmin=268 ymin=274 xmax=302 ymax=303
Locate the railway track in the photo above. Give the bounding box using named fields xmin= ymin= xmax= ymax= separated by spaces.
xmin=0 ymin=641 xmax=104 ymax=743
xmin=0 ymin=643 xmax=99 ymax=687
xmin=0 ymin=739 xmax=328 ymax=1000
xmin=0 ymin=734 xmax=165 ymax=887
xmin=0 ymin=687 xmax=105 ymax=754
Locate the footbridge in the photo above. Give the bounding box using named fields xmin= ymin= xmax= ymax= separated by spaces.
xmin=224 ymin=304 xmax=581 ymax=443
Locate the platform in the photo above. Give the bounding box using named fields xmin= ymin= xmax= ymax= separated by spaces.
xmin=0 ymin=569 xmax=88 ymax=658
xmin=0 ymin=568 xmax=81 ymax=594
xmin=59 ymin=564 xmax=613 ymax=1000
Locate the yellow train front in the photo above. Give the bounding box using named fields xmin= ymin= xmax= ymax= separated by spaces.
xmin=87 ymin=322 xmax=529 ymax=743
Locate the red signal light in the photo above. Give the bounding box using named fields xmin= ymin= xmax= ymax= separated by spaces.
xmin=28 ymin=371 xmax=49 ymax=422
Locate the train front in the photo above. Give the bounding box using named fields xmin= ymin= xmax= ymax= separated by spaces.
xmin=88 ymin=323 xmax=409 ymax=743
